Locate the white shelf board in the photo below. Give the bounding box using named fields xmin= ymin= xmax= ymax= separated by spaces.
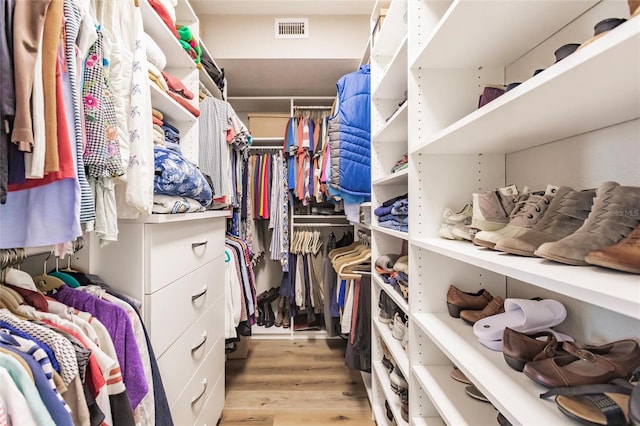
xmin=372 ymin=168 xmax=408 ymax=186
xmin=410 ymin=238 xmax=640 ymax=320
xmin=413 ymin=313 xmax=572 ymax=425
xmin=362 ymin=371 xmax=373 ymax=403
xmin=412 ymin=417 xmax=445 ymax=426
xmin=150 ymin=84 xmax=197 ymax=124
xmin=140 ymin=0 xmax=195 ymax=70
xmin=373 ymin=102 xmax=408 ymax=143
xmin=411 ymin=0 xmax=598 ymax=69
xmin=373 ymin=37 xmax=408 ymax=100
xmin=350 ymin=221 xmax=372 ymax=230
xmin=372 ymin=404 xmax=389 ymax=426
xmin=410 ymin=19 xmax=640 ymax=155
xmin=373 ymin=319 xmax=409 ymax=378
xmin=371 ymin=0 xmax=407 ymax=58
xmin=120 ymin=210 xmax=230 ymax=224
xmin=413 ymin=365 xmax=498 ymax=426
xmin=374 ymin=274 xmax=409 ymax=315
xmin=373 ymin=361 xmax=408 ymax=426
xmin=372 ymin=224 xmax=409 ymax=240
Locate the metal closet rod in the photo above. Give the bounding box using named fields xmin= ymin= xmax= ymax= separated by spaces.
xmin=292 ymin=223 xmax=352 ymax=228
xmin=294 ymin=106 xmax=332 ymax=110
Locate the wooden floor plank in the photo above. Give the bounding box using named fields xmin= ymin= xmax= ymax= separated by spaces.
xmin=220 ymin=339 xmax=374 ymax=426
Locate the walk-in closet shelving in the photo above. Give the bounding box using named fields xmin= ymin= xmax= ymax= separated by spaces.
xmin=369 ymin=1 xmax=410 ymax=423
xmin=406 ymin=0 xmax=640 ymax=424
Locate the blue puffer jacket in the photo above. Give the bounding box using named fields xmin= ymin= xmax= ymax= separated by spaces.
xmin=328 ymin=65 xmax=371 ymax=202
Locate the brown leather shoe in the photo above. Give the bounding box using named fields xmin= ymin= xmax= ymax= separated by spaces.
xmin=460 ymin=296 xmax=504 ymax=325
xmin=446 ymin=285 xmax=493 ymax=318
xmin=630 ymin=0 xmax=640 ymax=16
xmin=523 ymin=340 xmax=640 ymax=388
xmin=585 ymin=223 xmax=640 ymax=274
xmin=502 ymin=328 xmax=561 ymax=372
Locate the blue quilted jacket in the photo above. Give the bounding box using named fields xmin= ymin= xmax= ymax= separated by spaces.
xmin=328 ymin=65 xmax=371 ymax=202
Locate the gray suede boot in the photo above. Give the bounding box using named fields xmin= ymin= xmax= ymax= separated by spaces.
xmin=475 ymin=186 xmax=557 ymax=250
xmin=535 ymin=182 xmax=640 ymax=265
xmin=494 ymin=186 xmax=595 ymax=256
xmin=471 ymin=185 xmax=525 ymax=232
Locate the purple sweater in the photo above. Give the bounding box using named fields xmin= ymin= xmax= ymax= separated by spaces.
xmin=51 ymin=285 xmax=148 ymax=409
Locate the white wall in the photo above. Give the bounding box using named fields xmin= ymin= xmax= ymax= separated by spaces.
xmin=199 ymin=14 xmax=369 ymax=59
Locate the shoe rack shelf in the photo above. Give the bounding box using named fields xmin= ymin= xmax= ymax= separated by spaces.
xmin=413 ymin=313 xmax=568 ymax=425
xmin=372 ymin=361 xmax=409 ymax=426
xmin=399 ymin=0 xmax=640 ymax=425
xmin=412 ymin=238 xmax=640 ymax=320
xmin=374 ymin=273 xmax=409 ymax=315
xmin=412 ymin=365 xmax=499 ymax=425
xmin=369 ymin=0 xmax=410 ymax=425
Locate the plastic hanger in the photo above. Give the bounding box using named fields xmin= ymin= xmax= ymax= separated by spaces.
xmin=33 ymin=253 xmax=66 ymax=293
xmin=49 ymin=257 xmax=80 ymax=288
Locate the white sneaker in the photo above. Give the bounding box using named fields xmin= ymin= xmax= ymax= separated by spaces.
xmin=401 ymin=319 xmax=409 ymax=350
xmin=390 ymin=368 xmax=408 ymax=394
xmin=440 ymin=203 xmax=473 ymax=240
xmin=391 ymin=312 xmax=406 ymax=341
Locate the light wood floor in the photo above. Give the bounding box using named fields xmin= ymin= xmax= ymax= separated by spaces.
xmin=221 ymin=339 xmax=375 ymax=426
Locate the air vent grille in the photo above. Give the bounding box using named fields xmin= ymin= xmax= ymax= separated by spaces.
xmin=275 ymin=18 xmax=308 ymax=38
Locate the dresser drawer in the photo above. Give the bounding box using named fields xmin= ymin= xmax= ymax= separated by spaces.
xmin=169 ymin=340 xmax=225 ymax=425
xmin=157 ymin=293 xmax=225 ymax=406
xmin=194 ymin=373 xmax=224 ymax=426
xmin=145 ymin=218 xmax=225 ymax=293
xmin=146 ymin=256 xmax=223 ymax=356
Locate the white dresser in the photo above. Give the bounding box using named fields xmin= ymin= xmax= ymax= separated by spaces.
xmin=81 ymin=211 xmax=228 ymax=425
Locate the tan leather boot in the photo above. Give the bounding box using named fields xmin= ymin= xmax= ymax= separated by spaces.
xmin=585 ymin=223 xmax=640 ymax=274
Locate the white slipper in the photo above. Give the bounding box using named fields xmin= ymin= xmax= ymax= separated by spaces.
xmin=473 ymin=298 xmax=567 ymax=343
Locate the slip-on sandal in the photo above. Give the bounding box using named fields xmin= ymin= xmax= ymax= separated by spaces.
xmin=502 ymin=328 xmax=564 ymax=372
xmin=465 ymin=384 xmax=490 ymax=403
xmin=541 ymin=378 xmax=635 ymax=426
xmin=450 ymin=366 xmax=472 ymax=385
xmin=524 ymin=340 xmax=640 ymax=388
xmin=473 ymin=298 xmax=566 ymax=343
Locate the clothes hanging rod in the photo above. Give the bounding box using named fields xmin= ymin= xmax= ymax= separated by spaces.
xmin=292 ymin=223 xmax=352 ymax=228
xmin=247 ymin=146 xmax=282 ymax=151
xmin=294 ymin=105 xmax=332 ymax=109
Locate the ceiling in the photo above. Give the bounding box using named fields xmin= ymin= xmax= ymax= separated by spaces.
xmin=191 ymin=0 xmax=375 ymax=110
xmin=190 ymin=0 xmax=376 ymax=15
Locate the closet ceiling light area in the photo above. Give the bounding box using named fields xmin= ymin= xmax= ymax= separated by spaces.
xmin=191 ymin=0 xmax=374 ymax=100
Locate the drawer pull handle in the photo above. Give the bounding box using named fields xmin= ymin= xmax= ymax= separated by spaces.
xmin=191 ymin=286 xmax=208 ymax=301
xmin=191 ymin=333 xmax=207 ymax=352
xmin=191 ymin=240 xmax=208 ymax=249
xmin=191 ymin=379 xmax=207 ymax=405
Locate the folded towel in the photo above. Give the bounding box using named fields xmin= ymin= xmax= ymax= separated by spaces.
xmin=162 ymin=71 xmax=194 ymax=100
xmin=152 ymin=116 xmax=163 ymax=126
xmin=167 ymin=91 xmax=200 ymax=117
xmin=152 ymin=108 xmax=164 ymax=120
xmin=143 ymin=33 xmax=167 ymax=71
xmin=148 ymin=0 xmax=179 ymax=38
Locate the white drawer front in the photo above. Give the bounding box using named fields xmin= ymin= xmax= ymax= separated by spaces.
xmin=157 ymin=293 xmax=225 ymax=406
xmin=169 ymin=340 xmax=224 ymax=425
xmin=194 ymin=373 xmax=224 ymax=426
xmin=146 ymin=218 xmax=225 ymax=293
xmin=146 ymin=256 xmax=223 ymax=356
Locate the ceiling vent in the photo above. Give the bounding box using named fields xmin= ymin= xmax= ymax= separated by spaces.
xmin=275 ymin=18 xmax=309 ymax=39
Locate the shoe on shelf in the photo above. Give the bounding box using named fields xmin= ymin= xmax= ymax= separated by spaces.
xmin=390 ymin=368 xmax=409 ymax=394
xmin=384 ymin=400 xmax=395 ymax=423
xmin=495 ymin=186 xmax=596 ymax=256
xmin=282 ymin=301 xmax=291 ymax=329
xmin=631 ymin=0 xmax=640 ymax=16
xmin=474 ymin=186 xmax=557 ymax=250
xmin=391 ymin=312 xmax=407 ymax=341
xmin=460 ymin=296 xmax=505 ymax=325
xmin=263 ymin=303 xmax=275 ymax=328
xmin=379 ymin=307 xmax=393 ymax=324
xmin=585 ymin=223 xmax=640 ymax=274
xmin=439 ymin=203 xmax=473 ymax=241
xmin=524 ymin=339 xmax=640 ymax=388
xmin=502 ymin=327 xmax=564 ymax=372
xmin=450 ymin=366 xmax=472 ymax=385
xmin=535 ymin=182 xmax=640 ymax=265
xmin=471 ymin=185 xmax=525 ymax=233
xmin=465 ymin=384 xmax=490 ymax=403
xmin=401 ymin=320 xmax=409 ymax=350
xmin=446 ymin=285 xmax=493 ymax=318
xmin=274 ymin=296 xmax=285 ymax=327
xmin=400 ymin=389 xmax=409 ymax=422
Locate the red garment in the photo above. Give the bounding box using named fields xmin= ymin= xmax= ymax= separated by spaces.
xmin=9 ymin=49 xmax=75 ymax=191
xmin=4 ymin=284 xmax=49 ymax=312
xmin=161 ymin=71 xmax=194 ymax=100
xmin=166 ymin=91 xmax=200 ymax=117
xmin=147 ymin=0 xmax=179 ymax=39
xmin=152 ymin=116 xmax=163 ymax=126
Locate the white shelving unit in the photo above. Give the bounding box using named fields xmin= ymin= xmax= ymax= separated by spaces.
xmin=369 ymin=1 xmax=410 ymax=425
xmin=404 ymin=1 xmax=640 ymax=424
